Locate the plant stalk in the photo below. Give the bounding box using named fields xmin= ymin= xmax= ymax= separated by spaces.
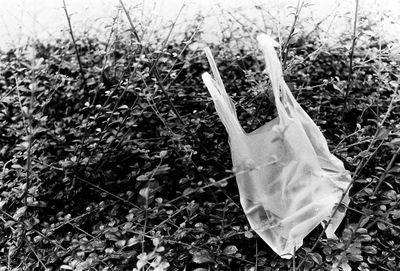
xmin=62 ymin=0 xmax=88 ymax=89
xmin=342 ymin=0 xmax=359 ymax=114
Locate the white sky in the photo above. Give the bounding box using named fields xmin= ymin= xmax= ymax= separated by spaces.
xmin=0 ymin=0 xmax=399 ymax=51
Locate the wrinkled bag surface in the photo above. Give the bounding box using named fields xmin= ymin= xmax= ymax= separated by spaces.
xmin=201 ymin=34 xmax=351 ymax=259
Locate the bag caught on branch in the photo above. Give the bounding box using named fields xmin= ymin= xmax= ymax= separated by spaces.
xmin=201 ymin=34 xmax=351 ymax=259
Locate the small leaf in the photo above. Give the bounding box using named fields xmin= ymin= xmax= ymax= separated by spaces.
xmin=116 ymin=239 xmax=126 ymax=248
xmin=192 ymin=250 xmax=214 ymax=264
xmin=358 ymin=150 xmax=370 ymax=158
xmin=377 ymin=222 xmax=387 ymax=230
xmin=123 ymin=222 xmax=133 ymax=230
xmin=4 ymin=220 xmax=16 ymax=228
xmin=60 ymin=265 xmax=73 ymax=270
xmin=154 ymin=164 xmax=171 ymax=175
xmin=376 ymin=128 xmax=389 ymax=140
xmin=310 ymin=252 xmax=323 ymax=265
xmin=323 ymin=247 xmax=332 ymax=256
xmin=183 ymin=187 xmax=195 ymax=196
xmin=136 ymin=174 xmax=149 ymax=181
xmin=362 ymin=246 xmax=377 ymax=254
xmin=105 ymin=232 xmax=119 ymax=241
xmin=159 ymin=150 xmax=168 ymax=158
xmin=152 ymin=238 xmax=160 ymax=247
xmin=105 ymin=247 xmax=114 ymax=254
xmin=244 ymin=230 xmax=254 ymax=238
xmin=13 ymin=206 xmax=27 ymax=220
xmin=390 ymin=138 xmax=400 ymax=145
xmin=389 ymin=166 xmax=400 ymax=173
xmin=139 ymin=187 xmax=149 ymax=200
xmin=340 ymin=263 xmax=352 ymax=271
xmin=390 ymin=210 xmax=400 ymax=219
xmin=357 ymin=234 xmax=372 ymax=242
xmin=359 ymin=216 xmax=370 ymax=227
xmin=118 ymin=105 xmax=129 ymax=110
xmin=356 ymin=227 xmax=368 ymax=234
xmin=126 ymin=237 xmax=140 ymax=247
xmin=348 ymin=242 xmax=362 ymax=254
xmin=223 ymin=245 xmax=238 ymax=255
xmin=347 ymin=253 xmax=363 ymax=262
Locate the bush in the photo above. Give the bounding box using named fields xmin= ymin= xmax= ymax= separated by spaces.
xmin=0 ymin=14 xmax=399 ymax=271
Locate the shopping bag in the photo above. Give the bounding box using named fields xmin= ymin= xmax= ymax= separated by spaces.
xmin=201 ymin=34 xmax=351 ymax=259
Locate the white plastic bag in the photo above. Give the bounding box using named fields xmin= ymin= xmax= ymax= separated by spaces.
xmin=202 ymin=34 xmax=351 ymax=259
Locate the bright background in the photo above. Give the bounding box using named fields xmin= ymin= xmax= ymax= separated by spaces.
xmin=0 ymin=0 xmax=400 ymax=51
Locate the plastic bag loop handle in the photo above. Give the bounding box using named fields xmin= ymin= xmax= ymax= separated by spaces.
xmin=257 ymin=34 xmax=290 ymax=123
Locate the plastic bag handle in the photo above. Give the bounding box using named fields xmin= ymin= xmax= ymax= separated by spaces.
xmin=257 ymin=34 xmax=290 ymax=123
xmin=204 ymin=47 xmax=237 ymax=117
xmin=202 ymin=72 xmax=244 ymax=136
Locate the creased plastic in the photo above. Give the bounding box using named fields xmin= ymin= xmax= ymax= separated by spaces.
xmin=201 ymin=34 xmax=351 ymax=259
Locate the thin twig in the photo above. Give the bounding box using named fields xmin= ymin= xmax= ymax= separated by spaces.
xmin=282 ymin=0 xmax=303 ymax=69
xmin=76 ymin=176 xmax=139 ymax=209
xmin=220 ymin=200 xmax=228 ymax=237
xmin=27 ymin=241 xmax=47 ymax=270
xmin=292 ymin=246 xmax=296 ymax=271
xmin=342 ymin=0 xmax=359 ymax=114
xmin=255 ymin=238 xmax=258 ymax=271
xmin=296 ymin=89 xmax=397 ymax=270
xmin=347 ymin=147 xmax=399 ymax=240
xmin=148 ymin=3 xmax=185 ymax=76
xmin=142 ymin=156 xmax=163 ymax=252
xmin=119 ymin=0 xmax=185 ymax=126
xmin=62 ymin=0 xmax=87 ymax=89
xmin=71 ymin=12 xmax=118 ymax=161
xmin=166 ymin=158 xmax=279 ymax=205
xmin=119 ymin=0 xmax=216 ymax=160
xmin=0 ymin=209 xmax=68 ymax=251
xmin=145 ymin=206 xmax=187 ymax=235
xmin=23 ymin=51 xmax=35 ymax=223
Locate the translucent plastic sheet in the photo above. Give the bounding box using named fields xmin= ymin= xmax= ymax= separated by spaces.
xmin=201 ymin=34 xmax=351 ymax=259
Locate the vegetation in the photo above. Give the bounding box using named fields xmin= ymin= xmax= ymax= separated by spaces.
xmin=0 ymin=2 xmax=399 ymax=270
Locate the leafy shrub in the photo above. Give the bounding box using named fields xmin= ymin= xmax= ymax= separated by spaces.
xmin=0 ymin=16 xmax=399 ymax=271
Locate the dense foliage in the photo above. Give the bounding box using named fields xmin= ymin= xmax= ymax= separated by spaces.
xmin=0 ymin=27 xmax=399 ymax=271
